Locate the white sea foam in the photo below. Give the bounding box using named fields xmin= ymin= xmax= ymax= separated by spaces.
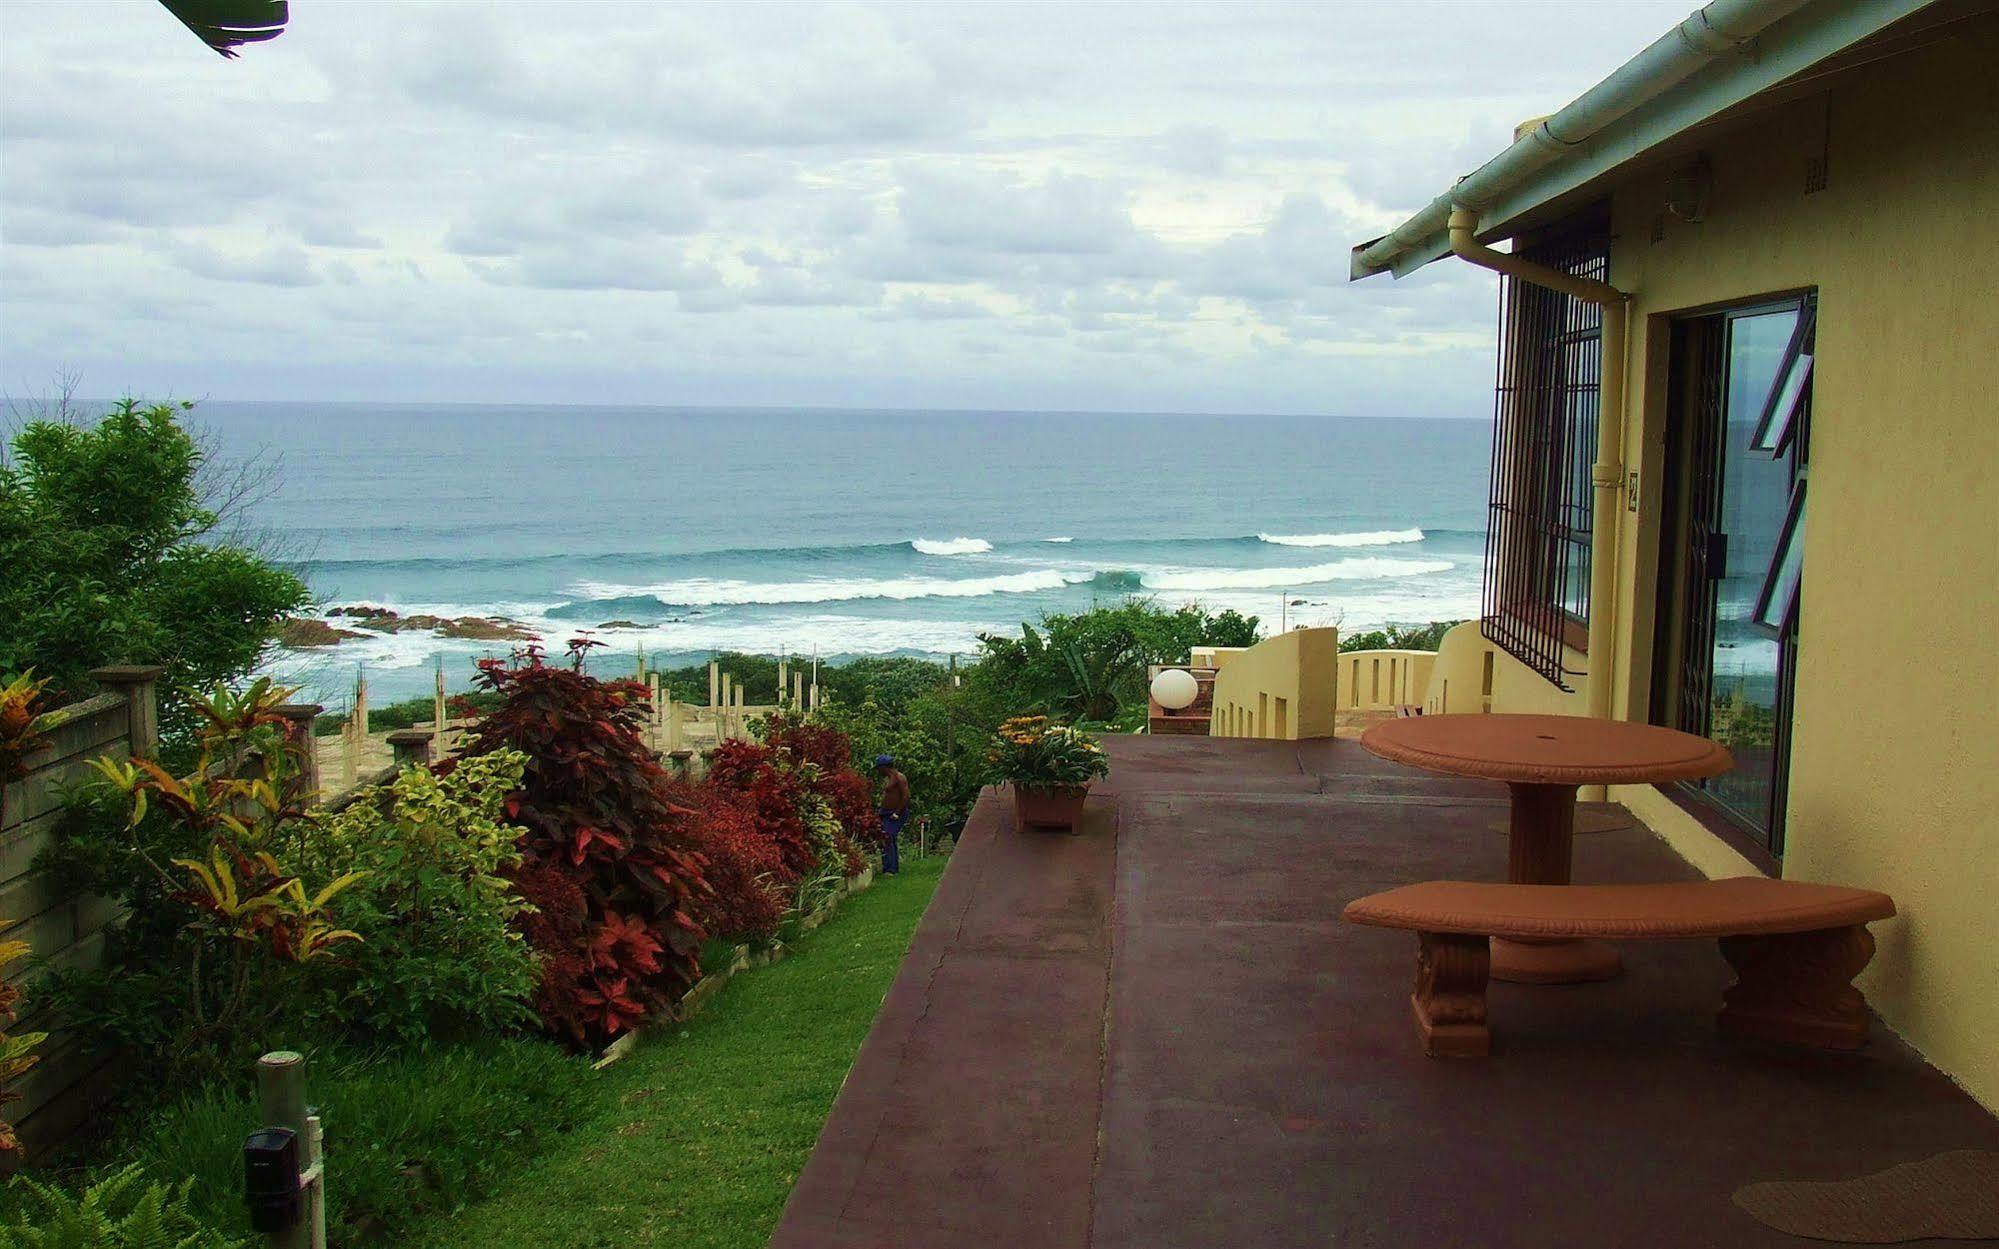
xmin=910 ymin=537 xmax=992 ymax=555
xmin=569 ymin=568 xmax=1081 ymax=607
xmin=1043 ymin=536 xmax=1074 ymax=543
xmin=1257 ymin=528 xmax=1425 ymax=548
xmin=1141 ymin=558 xmax=1452 ymax=592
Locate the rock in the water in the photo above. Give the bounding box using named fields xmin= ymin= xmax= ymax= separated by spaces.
xmin=439 ymin=617 xmax=539 ymax=641
xmin=331 ymin=605 xmax=399 ymax=623
xmin=278 ymin=618 xmax=367 ymax=649
xmin=598 ymin=619 xmax=642 ymax=629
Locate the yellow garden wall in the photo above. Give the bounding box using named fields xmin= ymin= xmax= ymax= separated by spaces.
xmin=1451 ymin=21 xmax=1999 ymax=1108
xmin=1209 ymin=627 xmax=1340 ymax=740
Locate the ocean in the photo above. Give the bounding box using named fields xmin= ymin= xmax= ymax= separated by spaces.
xmin=201 ymin=403 xmax=1492 ymax=709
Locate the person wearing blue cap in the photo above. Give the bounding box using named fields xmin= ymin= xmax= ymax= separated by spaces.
xmin=873 ymin=755 xmax=908 ymax=876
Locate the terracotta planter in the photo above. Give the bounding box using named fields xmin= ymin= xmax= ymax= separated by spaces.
xmin=1012 ymin=782 xmax=1091 ymax=832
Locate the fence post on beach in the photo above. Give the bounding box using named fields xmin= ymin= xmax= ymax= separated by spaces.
xmin=778 ymin=656 xmax=789 ymax=707
xmin=707 ymin=661 xmax=719 ymax=711
xmin=792 ymin=670 xmax=804 ymax=712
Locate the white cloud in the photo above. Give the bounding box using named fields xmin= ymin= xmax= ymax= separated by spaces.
xmin=0 ymin=0 xmax=1695 ymax=416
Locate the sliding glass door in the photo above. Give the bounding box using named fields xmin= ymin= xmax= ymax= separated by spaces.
xmin=1655 ymin=295 xmax=1813 ymax=856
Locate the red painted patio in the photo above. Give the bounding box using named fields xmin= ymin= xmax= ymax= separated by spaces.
xmin=770 ymin=734 xmax=1999 ymax=1248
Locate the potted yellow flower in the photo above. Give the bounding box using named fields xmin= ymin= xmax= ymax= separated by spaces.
xmin=988 ymin=715 xmax=1111 ymax=832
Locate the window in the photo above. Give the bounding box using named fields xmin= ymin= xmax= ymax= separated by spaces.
xmin=1481 ymin=216 xmax=1610 ymax=690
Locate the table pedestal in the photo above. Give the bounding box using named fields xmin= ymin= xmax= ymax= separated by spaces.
xmin=1493 ymin=782 xmax=1623 ymax=985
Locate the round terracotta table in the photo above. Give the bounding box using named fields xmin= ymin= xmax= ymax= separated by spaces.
xmin=1360 ymin=713 xmax=1732 ymax=984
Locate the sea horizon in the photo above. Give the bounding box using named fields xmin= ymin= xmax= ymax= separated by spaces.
xmin=177 ymin=401 xmax=1494 ymax=709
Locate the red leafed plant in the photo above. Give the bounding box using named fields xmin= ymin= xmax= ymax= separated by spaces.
xmin=705 ymin=739 xmax=818 ymax=881
xmin=461 ymin=642 xmax=711 ymax=1048
xmin=676 ymin=785 xmax=788 ymax=942
xmin=708 ymin=719 xmax=871 ymax=882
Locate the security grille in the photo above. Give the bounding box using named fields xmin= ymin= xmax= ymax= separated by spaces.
xmin=1480 ymin=224 xmax=1609 ymax=690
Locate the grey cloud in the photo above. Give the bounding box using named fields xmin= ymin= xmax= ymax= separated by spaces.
xmin=160 ymin=239 xmax=321 ymax=288
xmin=477 ymin=241 xmax=722 ymax=293
xmin=898 ymin=169 xmax=1139 ymax=257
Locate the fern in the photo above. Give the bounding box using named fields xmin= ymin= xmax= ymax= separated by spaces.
xmin=0 ymin=1166 xmax=245 ymax=1249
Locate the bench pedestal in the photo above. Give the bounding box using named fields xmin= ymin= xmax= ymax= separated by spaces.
xmin=1718 ymin=925 xmax=1875 ymax=1050
xmin=1412 ymin=932 xmax=1491 ymax=1057
xmin=1494 ymin=783 xmax=1626 ymax=984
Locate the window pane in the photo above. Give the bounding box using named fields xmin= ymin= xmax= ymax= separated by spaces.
xmin=1706 ymin=307 xmax=1801 ymax=830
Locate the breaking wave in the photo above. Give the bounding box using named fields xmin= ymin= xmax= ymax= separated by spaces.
xmin=910 ymin=537 xmax=993 ymax=555
xmin=1141 ymin=558 xmax=1453 ymax=592
xmin=1256 ymin=528 xmax=1425 ymax=548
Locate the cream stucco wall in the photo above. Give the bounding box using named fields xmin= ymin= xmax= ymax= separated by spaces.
xmin=1447 ymin=21 xmax=1999 ymax=1108
xmin=1335 ymin=649 xmax=1437 ymax=712
xmin=1209 ymin=627 xmax=1340 ymax=740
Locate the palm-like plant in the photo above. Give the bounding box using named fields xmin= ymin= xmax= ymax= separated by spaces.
xmin=157 ymin=0 xmax=289 ymax=58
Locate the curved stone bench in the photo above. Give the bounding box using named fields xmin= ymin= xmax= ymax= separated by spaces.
xmin=1343 ymin=878 xmax=1896 ymax=1057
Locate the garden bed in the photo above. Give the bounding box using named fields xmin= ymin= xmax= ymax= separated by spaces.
xmin=408 ymin=856 xmax=944 ymax=1248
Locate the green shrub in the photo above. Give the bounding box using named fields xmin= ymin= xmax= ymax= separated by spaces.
xmin=969 ymin=601 xmax=1259 ymax=724
xmin=132 ymin=1040 xmax=592 ymax=1245
xmin=0 ymin=1165 xmax=245 ymax=1249
xmin=42 ymin=682 xmax=363 ymax=1093
xmin=298 ymin=751 xmax=539 ymax=1044
xmin=0 ymin=399 xmax=309 ymax=747
xmin=1337 ymin=620 xmax=1459 ymax=653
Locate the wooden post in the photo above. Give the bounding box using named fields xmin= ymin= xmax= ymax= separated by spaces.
xmin=647 ymin=673 xmax=662 ymax=753
xmin=432 ymin=661 xmax=448 ymax=761
xmin=792 ymin=670 xmax=804 ymax=711
xmin=256 ymin=1050 xmax=317 ymax=1249
xmin=274 ymin=704 xmax=324 ymax=802
xmin=778 ymin=655 xmax=790 ymax=707
xmin=87 ymin=665 xmax=165 ymax=759
xmin=666 ymin=696 xmax=681 ymax=751
xmin=707 ymin=661 xmax=719 ymax=710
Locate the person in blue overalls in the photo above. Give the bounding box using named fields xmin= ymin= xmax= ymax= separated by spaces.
xmin=874 ymin=754 xmax=908 ymax=876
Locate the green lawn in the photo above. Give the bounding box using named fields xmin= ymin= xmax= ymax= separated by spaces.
xmin=411 ymin=856 xmax=945 ymax=1248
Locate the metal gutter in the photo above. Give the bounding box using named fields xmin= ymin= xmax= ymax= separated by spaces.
xmin=1349 ymin=0 xmax=1935 ymax=280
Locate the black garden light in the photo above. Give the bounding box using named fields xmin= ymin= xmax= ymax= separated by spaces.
xmin=242 ymin=1126 xmax=303 ymax=1234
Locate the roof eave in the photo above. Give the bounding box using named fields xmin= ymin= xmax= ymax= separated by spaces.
xmin=1349 ymin=0 xmax=1936 ymax=282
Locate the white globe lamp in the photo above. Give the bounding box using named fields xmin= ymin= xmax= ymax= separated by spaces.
xmin=1151 ymin=667 xmax=1199 ymax=712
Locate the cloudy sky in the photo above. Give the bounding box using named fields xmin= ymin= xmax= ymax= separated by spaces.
xmin=2 ymin=1 xmax=1688 ymax=417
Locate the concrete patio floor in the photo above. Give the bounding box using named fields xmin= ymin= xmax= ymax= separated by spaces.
xmin=771 ymin=734 xmax=1999 ymax=1248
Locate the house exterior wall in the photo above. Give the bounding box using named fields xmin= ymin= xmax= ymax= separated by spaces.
xmin=1444 ymin=20 xmax=1999 ymax=1107
xmin=1209 ymin=627 xmax=1340 ymax=740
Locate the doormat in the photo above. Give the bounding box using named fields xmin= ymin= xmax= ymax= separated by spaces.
xmin=1733 ymin=1150 xmax=1999 ymax=1243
